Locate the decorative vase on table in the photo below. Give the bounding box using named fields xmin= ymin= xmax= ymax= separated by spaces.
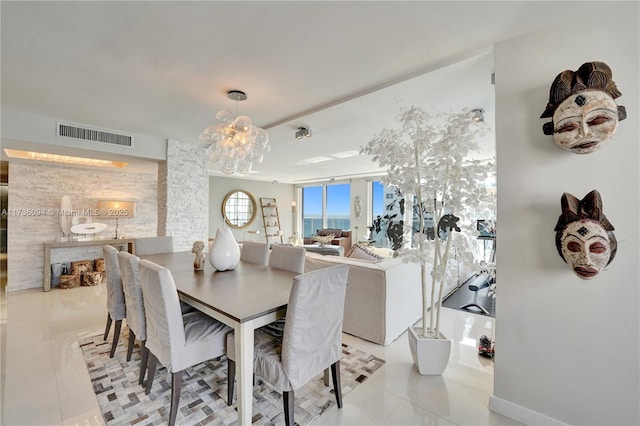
xmin=312 ymin=234 xmax=334 ymax=248
xmin=209 ymin=228 xmax=240 ymax=271
xmin=408 ymin=326 xmax=452 ymax=375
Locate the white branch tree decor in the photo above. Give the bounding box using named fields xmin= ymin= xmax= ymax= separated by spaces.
xmin=362 ymin=106 xmax=495 ymax=339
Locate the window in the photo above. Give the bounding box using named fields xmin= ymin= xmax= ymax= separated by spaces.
xmin=302 ymin=186 xmax=322 ymax=238
xmin=370 ymin=181 xmax=404 ymax=249
xmin=301 ymin=183 xmax=351 ymax=237
xmin=326 ymin=183 xmax=350 ymax=230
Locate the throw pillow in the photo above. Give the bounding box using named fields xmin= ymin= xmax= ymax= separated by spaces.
xmin=346 ymin=243 xmax=383 ymax=261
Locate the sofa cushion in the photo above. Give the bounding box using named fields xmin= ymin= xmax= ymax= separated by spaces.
xmin=346 ymin=244 xmax=383 ymax=261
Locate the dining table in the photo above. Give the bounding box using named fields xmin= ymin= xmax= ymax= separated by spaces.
xmin=139 ymin=251 xmax=298 ymax=426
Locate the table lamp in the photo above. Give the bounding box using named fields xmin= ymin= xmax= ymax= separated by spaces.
xmin=97 ymin=200 xmax=136 ymax=239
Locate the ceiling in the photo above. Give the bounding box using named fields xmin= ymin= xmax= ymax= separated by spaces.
xmin=1 ymin=1 xmax=609 ymax=183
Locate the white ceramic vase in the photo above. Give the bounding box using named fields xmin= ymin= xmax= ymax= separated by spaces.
xmin=209 ymin=227 xmax=240 ymax=271
xmin=59 ymin=195 xmax=73 ymax=235
xmin=407 ymin=326 xmax=452 ymax=375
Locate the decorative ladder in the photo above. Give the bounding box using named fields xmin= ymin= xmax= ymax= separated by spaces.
xmin=260 ymin=197 xmax=284 ymax=244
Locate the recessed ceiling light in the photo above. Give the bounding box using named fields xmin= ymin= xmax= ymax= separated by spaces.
xmin=295 ymin=156 xmax=333 ymax=166
xmin=3 ymin=149 xmax=128 ymax=168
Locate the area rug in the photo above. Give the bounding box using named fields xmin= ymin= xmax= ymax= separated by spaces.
xmin=79 ymin=330 xmax=385 ymax=425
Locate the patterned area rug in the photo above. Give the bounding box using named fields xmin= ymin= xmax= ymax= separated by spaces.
xmin=79 ymin=331 xmax=385 ymax=425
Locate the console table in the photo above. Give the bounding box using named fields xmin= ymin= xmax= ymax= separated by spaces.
xmin=43 ymin=238 xmax=136 ymax=291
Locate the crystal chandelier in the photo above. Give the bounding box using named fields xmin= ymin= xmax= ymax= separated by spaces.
xmin=199 ymin=90 xmax=270 ymax=174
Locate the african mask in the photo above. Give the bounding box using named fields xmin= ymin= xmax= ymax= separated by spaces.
xmin=554 ymin=190 xmax=616 ymax=279
xmin=541 ymin=61 xmax=626 ymax=154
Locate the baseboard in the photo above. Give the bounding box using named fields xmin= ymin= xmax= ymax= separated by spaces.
xmin=489 ymin=395 xmax=568 ymax=426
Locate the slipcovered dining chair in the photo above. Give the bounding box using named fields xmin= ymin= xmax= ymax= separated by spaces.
xmin=138 ymin=259 xmax=232 ymax=426
xmin=118 ymin=251 xmax=148 ymax=385
xmin=103 ymin=245 xmax=126 ymax=358
xmin=227 ymin=265 xmax=349 ymax=426
xmin=134 ymin=236 xmax=174 ymax=255
xmin=258 ymin=245 xmax=307 ymax=345
xmin=268 ymin=245 xmax=306 ymax=273
xmin=240 ymin=241 xmax=270 ymax=265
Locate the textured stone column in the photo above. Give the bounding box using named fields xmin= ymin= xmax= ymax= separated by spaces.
xmin=158 ymin=140 xmax=209 ymax=252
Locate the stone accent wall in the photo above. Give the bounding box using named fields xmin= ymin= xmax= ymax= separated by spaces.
xmin=7 ymin=161 xmax=157 ymax=291
xmin=158 ymin=140 xmax=208 ymax=251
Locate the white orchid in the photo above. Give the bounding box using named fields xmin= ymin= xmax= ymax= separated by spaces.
xmin=362 ymin=106 xmax=495 ymax=339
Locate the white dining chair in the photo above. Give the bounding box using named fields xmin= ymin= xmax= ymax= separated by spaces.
xmin=134 ymin=236 xmax=174 ymax=255
xmin=227 ymin=265 xmax=349 ymax=426
xmin=138 ymin=259 xmax=232 ymax=426
xmin=268 ymin=245 xmax=306 ymax=273
xmin=103 ymin=245 xmax=126 ymax=358
xmin=240 ymin=241 xmax=270 ymax=265
xmin=255 ymin=245 xmax=307 ymax=362
xmin=118 ymin=251 xmax=148 ymax=385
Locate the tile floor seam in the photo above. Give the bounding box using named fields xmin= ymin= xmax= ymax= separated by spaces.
xmin=48 ymin=301 xmax=68 ymax=426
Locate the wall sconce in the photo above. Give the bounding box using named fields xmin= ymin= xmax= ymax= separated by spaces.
xmin=97 ymin=200 xmax=136 ymax=239
xmin=295 ymin=127 xmax=312 ymax=140
xmin=354 ymin=196 xmax=362 ymax=219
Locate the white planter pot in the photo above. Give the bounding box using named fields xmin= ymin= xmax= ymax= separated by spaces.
xmin=408 ymin=326 xmax=452 ymax=375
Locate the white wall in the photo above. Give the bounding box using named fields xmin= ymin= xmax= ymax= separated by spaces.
xmin=492 ymin=3 xmax=639 ymax=425
xmin=349 ymin=178 xmax=370 ymax=243
xmin=208 ymin=176 xmax=295 ymax=243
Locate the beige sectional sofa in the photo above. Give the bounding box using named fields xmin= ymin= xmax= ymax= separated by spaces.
xmin=304 ymin=252 xmax=422 ymax=345
xmin=304 ymin=251 xmax=474 ymax=346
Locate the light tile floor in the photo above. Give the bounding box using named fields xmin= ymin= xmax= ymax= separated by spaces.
xmin=0 ymin=284 xmax=521 ymax=426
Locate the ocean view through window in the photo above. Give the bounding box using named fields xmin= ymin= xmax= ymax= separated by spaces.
xmin=327 ymin=183 xmax=350 ymax=231
xmin=301 ymin=183 xmax=351 ymax=237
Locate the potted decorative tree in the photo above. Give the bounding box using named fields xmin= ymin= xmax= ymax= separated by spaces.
xmin=361 ymin=106 xmax=495 ymax=375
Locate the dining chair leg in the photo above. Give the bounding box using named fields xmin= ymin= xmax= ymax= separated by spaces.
xmin=126 ymin=328 xmax=136 ymax=362
xmin=109 ymin=319 xmax=122 ymax=358
xmin=227 ymin=359 xmax=235 ymax=406
xmin=283 ymin=390 xmax=295 ymax=426
xmin=145 ymin=352 xmax=158 ymax=395
xmin=169 ymin=371 xmax=183 ymax=426
xmin=331 ymin=360 xmax=343 ymax=408
xmin=139 ymin=342 xmax=148 ymax=386
xmin=103 ymin=314 xmax=112 ymax=341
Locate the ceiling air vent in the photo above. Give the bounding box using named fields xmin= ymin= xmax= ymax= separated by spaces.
xmin=57 ymin=122 xmax=133 ymax=147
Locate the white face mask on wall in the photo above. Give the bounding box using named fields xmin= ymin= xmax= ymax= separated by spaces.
xmin=551 ymin=91 xmax=620 ymax=154
xmin=559 ymin=219 xmax=612 ymax=279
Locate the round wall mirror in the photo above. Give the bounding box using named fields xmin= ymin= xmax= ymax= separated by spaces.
xmin=222 ymin=190 xmax=257 ymax=229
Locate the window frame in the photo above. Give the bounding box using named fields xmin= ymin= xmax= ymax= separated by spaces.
xmin=299 ymin=181 xmax=351 ymax=237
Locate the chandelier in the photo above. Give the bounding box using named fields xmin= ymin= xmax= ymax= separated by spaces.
xmin=199 ymin=90 xmax=270 ymax=174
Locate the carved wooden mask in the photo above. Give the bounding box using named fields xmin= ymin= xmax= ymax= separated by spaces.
xmin=541 ymin=62 xmax=626 ymax=154
xmin=554 ymin=190 xmax=616 ymax=279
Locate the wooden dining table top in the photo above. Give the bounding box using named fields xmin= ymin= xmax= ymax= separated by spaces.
xmin=139 ymin=251 xmax=298 ymax=323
